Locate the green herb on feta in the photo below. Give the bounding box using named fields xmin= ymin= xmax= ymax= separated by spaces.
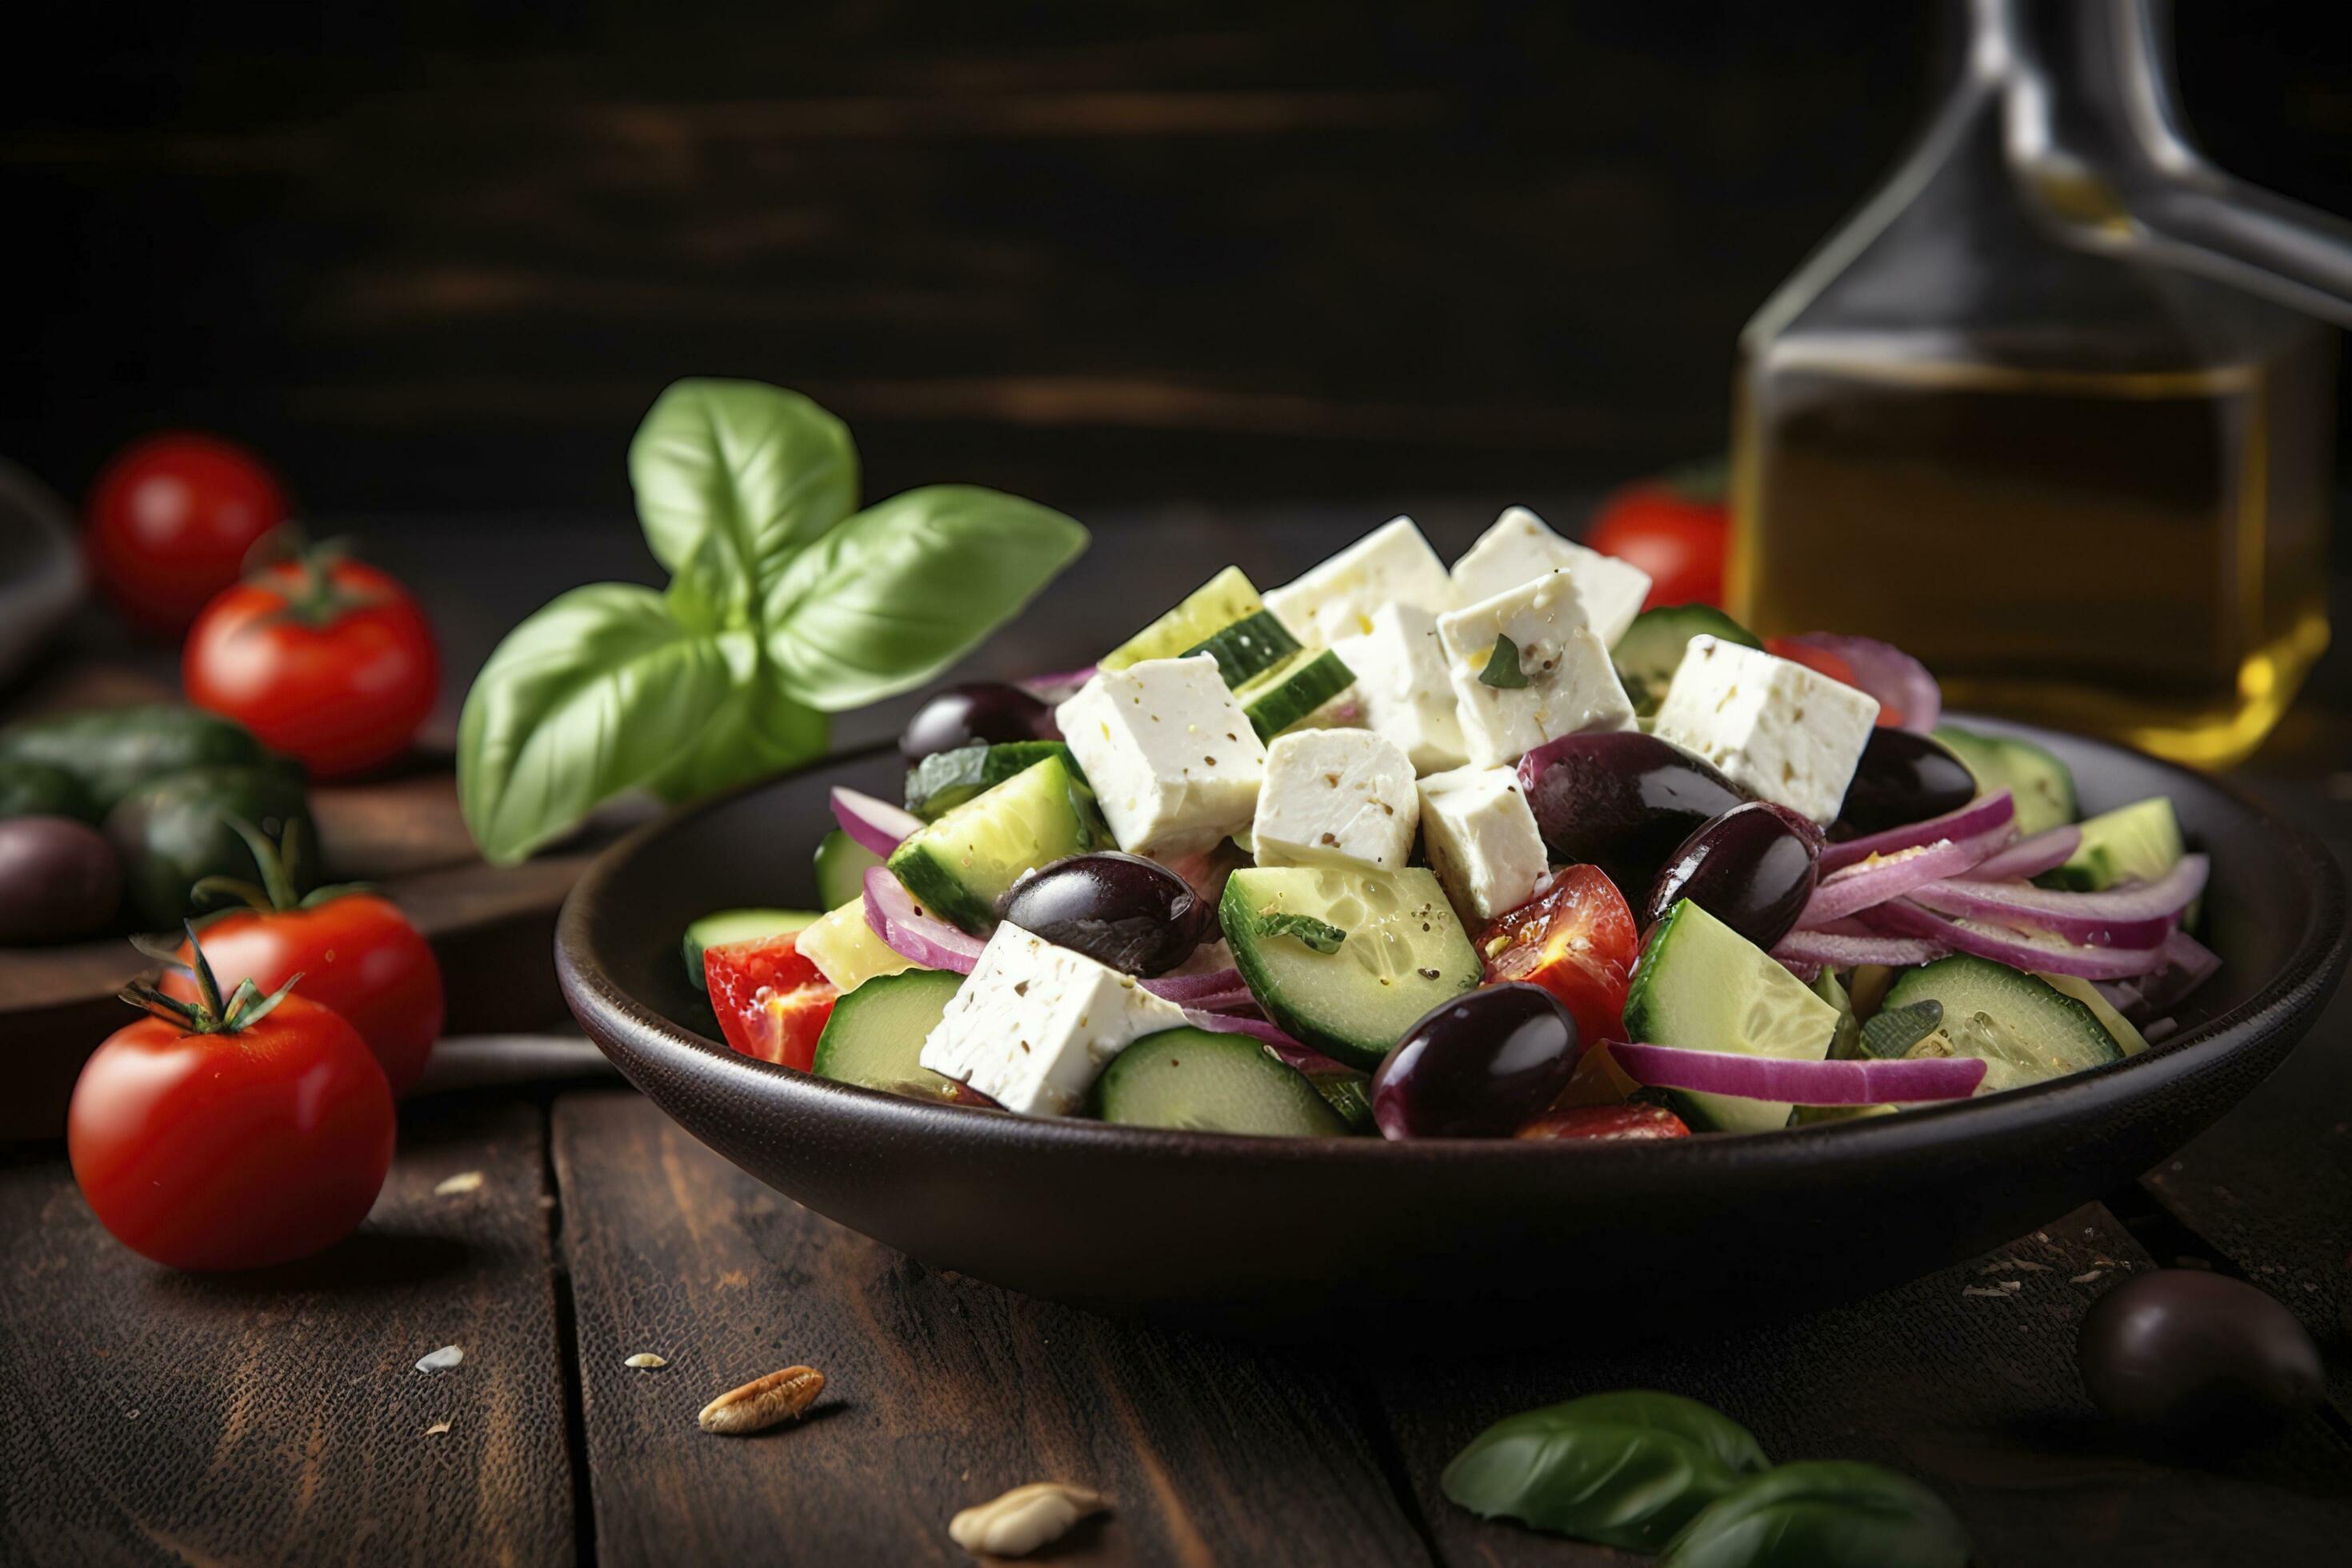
xmin=1478 ymin=633 xmax=1531 ymax=690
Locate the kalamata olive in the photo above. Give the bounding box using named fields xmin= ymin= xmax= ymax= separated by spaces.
xmin=0 ymin=815 xmax=122 ymax=944
xmin=1640 ymin=801 xmax=1821 ymax=949
xmin=998 ymin=851 xmax=1206 ymax=977
xmin=1519 ymin=733 xmax=1754 ymax=900
xmin=1371 ymin=984 xmax=1579 ymax=1138
xmin=1838 ymin=729 xmax=1977 ymax=836
xmin=899 ymin=682 xmax=1058 ymax=762
xmin=2078 ymin=1270 xmax=2322 ymax=1442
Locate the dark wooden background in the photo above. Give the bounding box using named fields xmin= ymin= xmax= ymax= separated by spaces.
xmin=5 ymin=0 xmax=2350 ymax=528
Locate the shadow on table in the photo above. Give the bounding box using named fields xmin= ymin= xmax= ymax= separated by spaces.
xmin=139 ymin=1227 xmax=473 ymax=1301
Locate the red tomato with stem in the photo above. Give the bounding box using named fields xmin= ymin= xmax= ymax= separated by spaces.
xmin=1478 ymin=866 xmax=1638 ymax=1047
xmin=185 ymin=545 xmax=439 ymax=778
xmin=703 ymin=934 xmax=838 ymax=1071
xmin=70 ymin=936 xmax=394 ymax=1271
xmin=1586 ymin=473 xmax=1730 ymax=610
xmin=85 ymin=432 xmax=291 ymax=636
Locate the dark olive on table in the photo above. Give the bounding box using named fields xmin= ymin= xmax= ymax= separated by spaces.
xmin=899 ymin=682 xmax=1058 ymax=762
xmin=998 ymin=852 xmax=1206 ymax=977
xmin=2078 ymin=1270 xmax=2323 ymax=1442
xmin=0 ymin=815 xmax=122 ymax=944
xmin=1838 ymin=729 xmax=1978 ymax=837
xmin=1371 ymin=984 xmax=1580 ymax=1139
xmin=1640 ymin=801 xmax=1821 ymax=949
xmin=1518 ymin=732 xmax=1756 ymax=901
xmin=0 ymin=758 xmax=99 ymax=823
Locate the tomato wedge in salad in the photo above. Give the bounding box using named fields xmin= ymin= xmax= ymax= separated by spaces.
xmin=1479 ymin=866 xmax=1638 ymax=1049
xmin=702 ymin=934 xmax=838 ymax=1071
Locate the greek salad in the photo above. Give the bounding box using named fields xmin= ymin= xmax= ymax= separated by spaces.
xmin=684 ymin=507 xmax=2218 ymax=1141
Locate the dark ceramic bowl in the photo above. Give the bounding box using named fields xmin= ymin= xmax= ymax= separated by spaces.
xmin=556 ymin=720 xmax=2346 ymax=1336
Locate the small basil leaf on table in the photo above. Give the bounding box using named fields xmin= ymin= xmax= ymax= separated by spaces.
xmin=762 ymin=486 xmax=1090 ymax=710
xmin=458 ymin=585 xmax=743 ymax=865
xmin=1442 ymin=1390 xmax=1770 ymax=1551
xmin=1659 ymin=1460 xmax=1969 ymax=1568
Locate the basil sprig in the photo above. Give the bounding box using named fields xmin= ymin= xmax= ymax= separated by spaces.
xmin=1441 ymin=1390 xmax=1769 ymax=1551
xmin=1258 ymin=912 xmax=1349 ymax=954
xmin=458 ymin=381 xmax=1087 ymax=864
xmin=1659 ymin=1461 xmax=1970 ymax=1568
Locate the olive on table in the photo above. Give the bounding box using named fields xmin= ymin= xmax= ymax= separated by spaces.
xmin=0 ymin=816 xmax=122 ymax=943
xmin=1838 ymin=728 xmax=1978 ymax=837
xmin=103 ymin=762 xmax=314 ymax=930
xmin=2078 ymin=1270 xmax=2322 ymax=1442
xmin=998 ymin=852 xmax=1206 ymax=977
xmin=1371 ymin=984 xmax=1580 ymax=1139
xmin=899 ymin=682 xmax=1058 ymax=762
xmin=1519 ymin=732 xmax=1753 ymax=900
xmin=1640 ymin=801 xmax=1821 ymax=948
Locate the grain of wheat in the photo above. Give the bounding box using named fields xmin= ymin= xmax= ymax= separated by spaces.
xmin=697 ymin=1366 xmax=823 ymax=1434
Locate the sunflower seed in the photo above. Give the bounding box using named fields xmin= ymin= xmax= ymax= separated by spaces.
xmin=624 ymin=1353 xmax=669 ymax=1370
xmin=948 ymin=1482 xmax=1109 ymax=1558
xmin=434 ymin=1170 xmax=486 ymax=1196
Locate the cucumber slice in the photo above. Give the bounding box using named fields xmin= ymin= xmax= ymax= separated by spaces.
xmin=1302 ymin=1067 xmax=1376 ymax=1134
xmin=904 ymin=741 xmax=1088 ymax=819
xmin=811 ymin=969 xmax=970 ymax=1101
xmin=1932 ymin=724 xmax=2078 ymax=838
xmin=886 ymin=755 xmax=1103 ymax=933
xmin=1102 ymin=566 xmax=1262 ymax=670
xmin=2046 ymin=797 xmax=2183 ymax=893
xmin=1622 ymin=899 xmax=1839 ymax=1134
xmin=1611 ymin=605 xmax=1762 ymax=716
xmin=1089 ymin=1027 xmax=1346 ymax=1137
xmin=1236 ymin=648 xmax=1356 ymax=741
xmin=796 ymin=900 xmax=918 ymax=993
xmin=814 ymin=829 xmax=884 ymax=911
xmin=1220 ymin=866 xmax=1479 ymax=1070
xmin=1180 ymin=610 xmax=1301 ymax=689
xmin=1882 ymin=954 xmax=2122 ymax=1092
xmin=2039 ymin=972 xmax=2150 ymax=1057
xmin=683 ymin=908 xmax=820 ymax=986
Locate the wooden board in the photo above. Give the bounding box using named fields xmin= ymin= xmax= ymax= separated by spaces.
xmin=549 ymin=1090 xmax=1428 ymax=1567
xmin=0 ymin=1098 xmax=574 ymax=1566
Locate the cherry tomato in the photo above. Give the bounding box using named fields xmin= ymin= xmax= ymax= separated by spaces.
xmin=165 ymin=893 xmax=444 ymax=1096
xmin=1516 ymin=1103 xmax=1690 ymax=1142
xmin=85 ymin=433 xmax=291 ymax=636
xmin=1479 ymin=866 xmax=1638 ymax=1047
xmin=69 ymin=990 xmax=394 ymax=1270
xmin=185 ymin=552 xmax=440 ymax=778
xmin=704 ymin=934 xmax=838 ymax=1071
xmin=1586 ymin=478 xmax=1729 ymax=610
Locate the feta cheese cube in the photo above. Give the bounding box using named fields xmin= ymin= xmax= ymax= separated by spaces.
xmin=1327 ymin=603 xmax=1467 ymax=774
xmin=1650 ymin=637 xmax=1880 ymax=824
xmin=1436 ymin=572 xmax=1636 ymax=768
xmin=1417 ymin=766 xmax=1549 ymax=926
xmin=1250 ymin=729 xmax=1418 ymax=872
xmin=1265 ymin=515 xmax=1454 ymax=649
xmin=918 ymin=923 xmax=1188 ymax=1115
xmin=1056 ymin=656 xmax=1266 ymax=856
xmin=1450 ymin=506 xmax=1653 ymax=646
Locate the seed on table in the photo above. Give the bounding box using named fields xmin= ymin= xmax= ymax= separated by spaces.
xmin=424 ymin=1420 xmax=451 ymax=1436
xmin=697 ymin=1366 xmax=824 ymax=1434
xmin=415 ymin=1346 xmax=464 ymax=1373
xmin=948 ymin=1482 xmax=1109 ymax=1558
xmin=624 ymin=1353 xmax=668 ymax=1369
xmin=433 ymin=1170 xmax=485 ymax=1196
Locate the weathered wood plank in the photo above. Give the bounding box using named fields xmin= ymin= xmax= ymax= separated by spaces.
xmin=1369 ymin=1204 xmax=2352 ymax=1567
xmin=0 ymin=1100 xmax=573 ymax=1567
xmin=550 ymin=1088 xmax=1429 ymax=1567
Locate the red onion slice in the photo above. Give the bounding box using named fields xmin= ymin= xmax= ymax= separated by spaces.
xmin=832 ymin=787 xmax=923 ymax=856
xmin=1868 ymin=900 xmax=2170 ymax=980
xmin=1779 ymin=633 xmax=1942 ymax=733
xmin=1773 ymin=928 xmax=1951 ymax=969
xmin=1906 ymin=855 xmax=2206 ymax=949
xmin=1820 ymin=790 xmax=2014 ymax=874
xmin=1020 ymin=665 xmax=1098 ymax=702
xmin=862 ymin=866 xmax=983 ymax=974
xmin=1963 ymin=824 xmax=2082 ymax=882
xmin=1608 ymin=1041 xmax=1985 ymax=1106
xmin=1141 ymin=967 xmax=1250 ymax=1006
xmin=1177 ymin=1009 xmax=1312 ymax=1056
xmin=2138 ymin=928 xmax=2222 ymax=1011
xmin=1798 ymin=826 xmax=2009 ymax=929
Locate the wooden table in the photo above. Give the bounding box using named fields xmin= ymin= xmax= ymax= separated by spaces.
xmin=5 ymin=507 xmax=2350 ymax=1566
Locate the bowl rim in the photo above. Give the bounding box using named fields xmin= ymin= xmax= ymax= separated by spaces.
xmin=556 ymin=719 xmax=2349 ymax=1173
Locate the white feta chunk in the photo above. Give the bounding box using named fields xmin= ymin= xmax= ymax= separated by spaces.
xmin=1436 ymin=572 xmax=1636 ymax=768
xmin=1327 ymin=602 xmax=1466 ymax=774
xmin=1450 ymin=506 xmax=1653 ymax=646
xmin=1250 ymin=729 xmax=1418 ymax=873
xmin=1264 ymin=516 xmax=1454 ymax=650
xmin=1650 ymin=637 xmax=1880 ymax=824
xmin=918 ymin=923 xmax=1187 ymax=1116
xmin=1055 ymin=656 xmax=1266 ymax=856
xmin=1417 ymin=766 xmax=1548 ymax=926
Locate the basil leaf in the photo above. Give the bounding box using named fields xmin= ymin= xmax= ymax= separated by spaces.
xmin=630 ymin=380 xmax=860 ymax=628
xmin=458 ymin=585 xmax=741 ymax=864
xmin=1479 ymin=633 xmax=1530 ymax=689
xmin=762 ymin=486 xmax=1089 ymax=710
xmin=1442 ymin=1390 xmax=1770 ymax=1551
xmin=1260 ymin=913 xmax=1348 ymax=954
xmin=1862 ymin=1000 xmax=1944 ymax=1060
xmin=1660 ymin=1461 xmax=1969 ymax=1568
xmin=648 ymin=674 xmax=829 ymax=805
